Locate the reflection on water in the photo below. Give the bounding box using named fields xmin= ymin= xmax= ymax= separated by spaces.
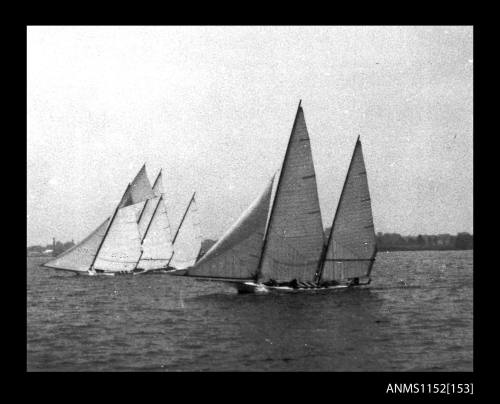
xmin=27 ymin=250 xmax=472 ymax=371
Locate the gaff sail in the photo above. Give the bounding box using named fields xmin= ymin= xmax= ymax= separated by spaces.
xmin=186 ymin=175 xmax=275 ymax=280
xmin=42 ymin=218 xmax=110 ymax=273
xmin=119 ymin=164 xmax=155 ymax=221
xmin=168 ymin=193 xmax=202 ymax=270
xmin=258 ymin=102 xmax=325 ymax=282
xmin=319 ymin=137 xmax=377 ymax=282
xmin=136 ymin=196 xmax=174 ymax=271
xmin=91 ymin=203 xmax=143 ymax=272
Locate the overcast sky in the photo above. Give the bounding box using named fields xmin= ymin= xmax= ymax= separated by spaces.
xmin=27 ymin=26 xmax=473 ymax=246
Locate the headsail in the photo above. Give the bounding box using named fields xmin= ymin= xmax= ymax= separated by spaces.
xmin=119 ymin=164 xmax=155 ymax=209
xmin=136 ymin=196 xmax=174 ymax=271
xmin=186 ymin=176 xmax=275 ymax=280
xmin=168 ymin=193 xmax=202 ymax=270
xmin=258 ymin=102 xmax=325 ymax=282
xmin=319 ymin=137 xmax=376 ymax=282
xmin=92 ymin=203 xmax=143 ymax=272
xmin=42 ymin=218 xmax=110 ymax=272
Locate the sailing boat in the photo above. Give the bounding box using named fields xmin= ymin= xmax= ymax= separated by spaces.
xmin=42 ymin=165 xmax=171 ymax=276
xmin=183 ymin=101 xmax=377 ymax=293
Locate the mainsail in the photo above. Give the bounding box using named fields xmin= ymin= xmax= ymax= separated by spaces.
xmin=319 ymin=137 xmax=377 ymax=282
xmin=168 ymin=193 xmax=202 ymax=270
xmin=42 ymin=218 xmax=110 ymax=273
xmin=258 ymin=102 xmax=325 ymax=282
xmin=91 ymin=203 xmax=143 ymax=272
xmin=136 ymin=195 xmax=174 ymax=271
xmin=186 ymin=176 xmax=275 ymax=280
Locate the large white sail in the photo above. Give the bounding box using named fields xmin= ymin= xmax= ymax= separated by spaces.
xmin=92 ymin=203 xmax=143 ymax=272
xmin=320 ymin=138 xmax=376 ymax=282
xmin=169 ymin=194 xmax=202 ymax=270
xmin=43 ymin=218 xmax=110 ymax=272
xmin=136 ymin=196 xmax=174 ymax=271
xmin=259 ymin=103 xmax=325 ymax=282
xmin=186 ymin=176 xmax=275 ymax=280
xmin=119 ymin=164 xmax=155 ymax=210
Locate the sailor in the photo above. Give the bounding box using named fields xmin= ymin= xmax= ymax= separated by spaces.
xmin=289 ymin=279 xmax=299 ymax=289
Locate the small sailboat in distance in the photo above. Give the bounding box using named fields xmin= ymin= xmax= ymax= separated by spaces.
xmin=42 ymin=165 xmax=167 ymax=276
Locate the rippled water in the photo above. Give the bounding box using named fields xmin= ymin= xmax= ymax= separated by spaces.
xmin=27 ymin=250 xmax=473 ymax=371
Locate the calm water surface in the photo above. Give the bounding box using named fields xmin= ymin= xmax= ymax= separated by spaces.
xmin=27 ymin=250 xmax=473 ymax=371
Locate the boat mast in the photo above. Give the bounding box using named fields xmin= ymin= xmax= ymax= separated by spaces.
xmin=315 ymin=136 xmax=361 ymax=284
xmin=152 ymin=168 xmax=162 ymax=191
xmin=137 ymin=198 xmax=150 ymax=224
xmin=166 ymin=192 xmax=196 ymax=267
xmin=134 ymin=195 xmax=164 ymax=270
xmin=255 ymin=100 xmax=302 ymax=281
xmin=136 ymin=168 xmax=162 ymax=223
xmin=172 ymin=192 xmax=196 ymax=245
xmin=89 ymin=183 xmax=131 ymax=272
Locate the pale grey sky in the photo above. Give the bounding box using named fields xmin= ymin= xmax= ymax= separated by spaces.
xmin=27 ymin=26 xmax=473 ymax=246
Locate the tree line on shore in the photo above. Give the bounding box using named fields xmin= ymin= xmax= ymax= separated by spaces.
xmin=27 ymin=240 xmax=75 ymax=257
xmin=373 ymin=231 xmax=473 ymax=251
xmin=199 ymin=230 xmax=473 ymax=257
xmin=27 ymin=231 xmax=473 ymax=257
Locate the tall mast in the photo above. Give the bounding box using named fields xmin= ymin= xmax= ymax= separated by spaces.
xmin=136 ymin=168 xmax=162 ymax=222
xmin=141 ymin=195 xmax=163 ymax=244
xmin=134 ymin=195 xmax=164 ymax=270
xmin=152 ymin=168 xmax=162 ymax=191
xmin=255 ymin=100 xmax=302 ymax=281
xmin=166 ymin=192 xmax=196 ymax=268
xmin=172 ymin=192 xmax=196 ymax=245
xmin=137 ymin=198 xmax=150 ymax=224
xmin=90 ymin=183 xmax=131 ymax=271
xmin=316 ymin=136 xmax=361 ymax=284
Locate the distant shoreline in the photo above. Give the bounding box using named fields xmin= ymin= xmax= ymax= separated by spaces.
xmin=377 ymin=247 xmax=473 ymax=252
